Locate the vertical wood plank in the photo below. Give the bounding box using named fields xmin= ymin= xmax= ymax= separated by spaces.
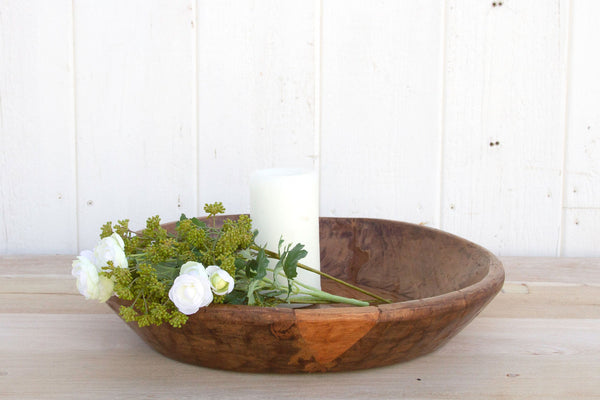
xmin=74 ymin=0 xmax=197 ymax=250
xmin=562 ymin=0 xmax=600 ymax=256
xmin=195 ymin=0 xmax=316 ymax=215
xmin=562 ymin=210 xmax=600 ymax=256
xmin=0 ymin=0 xmax=77 ymax=254
xmin=441 ymin=0 xmax=569 ymax=256
xmin=319 ymin=0 xmax=444 ymax=225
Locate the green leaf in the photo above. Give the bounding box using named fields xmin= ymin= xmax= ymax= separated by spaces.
xmin=224 ymin=290 xmax=247 ymax=305
xmin=175 ymin=214 xmax=187 ymax=229
xmin=245 ymin=259 xmax=257 ymax=278
xmin=254 ymin=247 xmax=269 ymax=281
xmin=153 ymin=260 xmax=181 ymax=281
xmin=190 ymin=217 xmax=207 ymax=229
xmin=234 ymin=257 xmax=247 ymax=272
xmin=272 ymin=259 xmax=283 ymax=286
xmin=282 ymin=243 xmax=307 ymax=280
xmin=244 ymin=248 xmax=271 ymax=305
xmin=247 ymin=280 xmax=260 ymax=305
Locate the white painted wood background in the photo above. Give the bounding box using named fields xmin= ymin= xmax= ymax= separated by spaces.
xmin=0 ymin=0 xmax=598 ymax=256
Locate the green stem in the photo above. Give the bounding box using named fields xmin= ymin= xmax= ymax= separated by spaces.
xmin=254 ymin=246 xmax=392 ymax=304
xmin=261 ymin=269 xmax=370 ymax=307
xmin=289 ymin=294 xmax=368 ymax=307
xmin=130 ymin=290 xmax=142 ymax=309
xmin=289 ymin=277 xmax=370 ymax=307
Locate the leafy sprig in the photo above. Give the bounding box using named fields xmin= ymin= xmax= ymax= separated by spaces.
xmin=100 ymin=202 xmax=383 ymax=328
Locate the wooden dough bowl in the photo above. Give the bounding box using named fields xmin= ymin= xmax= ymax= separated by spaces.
xmin=107 ymin=216 xmax=504 ymax=373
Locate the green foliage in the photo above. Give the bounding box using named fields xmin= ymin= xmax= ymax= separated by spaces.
xmin=204 ymin=202 xmax=226 ymax=217
xmin=110 ymin=266 xmax=134 ymax=300
xmin=99 ymin=202 xmax=369 ymax=329
xmin=100 ymin=222 xmax=113 ymax=239
xmin=102 ymin=203 xmax=273 ymax=328
xmin=168 ymin=310 xmax=188 ymax=328
xmin=114 ymin=219 xmax=130 ymax=239
xmin=281 ymin=243 xmax=307 ymax=280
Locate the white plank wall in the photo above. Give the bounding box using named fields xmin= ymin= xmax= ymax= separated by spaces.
xmin=562 ymin=0 xmax=600 ymax=256
xmin=73 ymin=0 xmax=197 ymax=250
xmin=0 ymin=0 xmax=598 ymax=257
xmin=320 ymin=0 xmax=444 ymax=226
xmin=196 ymin=0 xmax=316 ymax=214
xmin=0 ymin=0 xmax=77 ymax=254
xmin=441 ymin=0 xmax=569 ymax=255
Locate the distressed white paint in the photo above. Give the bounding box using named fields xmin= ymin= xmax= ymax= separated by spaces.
xmin=562 ymin=209 xmax=600 ymax=256
xmin=73 ymin=0 xmax=197 ymax=250
xmin=0 ymin=0 xmax=77 ymax=254
xmin=0 ymin=0 xmax=599 ymax=257
xmin=562 ymin=0 xmax=600 ymax=256
xmin=196 ymin=0 xmax=316 ymax=215
xmin=320 ymin=0 xmax=444 ymax=225
xmin=441 ymin=0 xmax=569 ymax=256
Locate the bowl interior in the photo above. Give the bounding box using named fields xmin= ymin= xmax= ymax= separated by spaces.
xmin=163 ymin=215 xmax=494 ymax=304
xmin=319 ymin=217 xmax=493 ymax=302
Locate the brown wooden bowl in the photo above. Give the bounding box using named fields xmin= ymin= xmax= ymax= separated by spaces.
xmin=107 ymin=216 xmax=504 ymax=373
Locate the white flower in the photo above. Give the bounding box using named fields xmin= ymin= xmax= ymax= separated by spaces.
xmin=179 ymin=261 xmax=207 ymax=277
xmin=206 ymin=265 xmax=235 ymax=295
xmin=71 ymin=251 xmax=114 ymax=302
xmin=94 ymin=233 xmax=128 ymax=269
xmin=168 ymin=273 xmax=213 ymax=315
xmin=71 ymin=233 xmax=126 ymax=303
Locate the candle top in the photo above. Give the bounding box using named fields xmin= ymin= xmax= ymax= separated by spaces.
xmin=251 ymin=168 xmax=315 ymax=181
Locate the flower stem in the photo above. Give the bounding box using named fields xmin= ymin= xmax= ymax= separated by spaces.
xmin=254 ymin=246 xmax=392 ymax=304
xmin=286 ymin=295 xmax=368 ymax=306
xmin=268 ymin=270 xmax=370 ymax=307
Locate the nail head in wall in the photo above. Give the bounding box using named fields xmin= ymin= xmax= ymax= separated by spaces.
xmin=87 ymin=200 xmax=94 ymax=206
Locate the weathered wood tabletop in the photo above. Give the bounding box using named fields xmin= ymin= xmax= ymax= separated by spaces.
xmin=1 ymin=256 xmax=599 ymax=399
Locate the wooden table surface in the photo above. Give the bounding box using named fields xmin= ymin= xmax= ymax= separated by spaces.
xmin=1 ymin=255 xmax=599 ymax=399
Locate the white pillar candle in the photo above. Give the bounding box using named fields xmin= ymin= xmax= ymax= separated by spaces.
xmin=250 ymin=168 xmax=321 ymax=290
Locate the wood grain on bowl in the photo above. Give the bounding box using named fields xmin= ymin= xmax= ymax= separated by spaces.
xmin=107 ymin=216 xmax=504 ymax=373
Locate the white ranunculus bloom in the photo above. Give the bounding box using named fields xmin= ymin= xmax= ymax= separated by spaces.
xmin=179 ymin=261 xmax=207 ymax=277
xmin=71 ymin=251 xmax=114 ymax=302
xmin=95 ymin=275 xmax=115 ymax=302
xmin=72 ymin=251 xmax=97 ymax=281
xmin=168 ymin=273 xmax=213 ymax=315
xmin=94 ymin=233 xmax=128 ymax=269
xmin=206 ymin=265 xmax=235 ymax=295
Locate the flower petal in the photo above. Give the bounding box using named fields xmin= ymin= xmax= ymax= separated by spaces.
xmin=180 ymin=261 xmax=207 ymax=278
